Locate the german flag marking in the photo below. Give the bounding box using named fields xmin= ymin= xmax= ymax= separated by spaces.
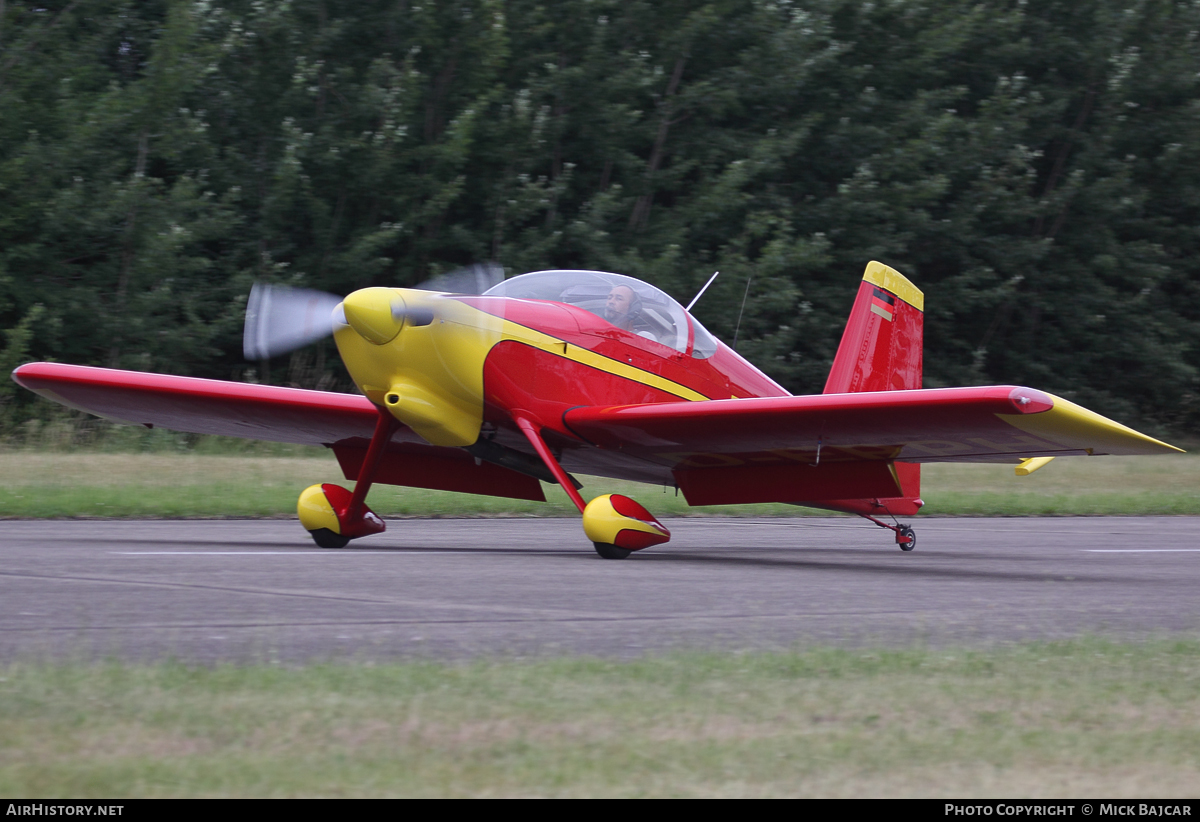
xmin=870 ymin=288 xmax=894 ymax=321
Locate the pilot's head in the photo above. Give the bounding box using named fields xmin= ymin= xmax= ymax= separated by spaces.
xmin=605 ymin=284 xmax=639 ymax=328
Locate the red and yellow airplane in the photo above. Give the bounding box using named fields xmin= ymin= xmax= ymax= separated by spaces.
xmin=11 ymin=262 xmax=1181 ymax=557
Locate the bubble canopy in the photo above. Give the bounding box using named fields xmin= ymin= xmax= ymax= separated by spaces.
xmin=483 ymin=269 xmax=720 ymax=358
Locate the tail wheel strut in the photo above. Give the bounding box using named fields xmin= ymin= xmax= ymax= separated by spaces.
xmin=862 ymin=514 xmax=916 ymax=551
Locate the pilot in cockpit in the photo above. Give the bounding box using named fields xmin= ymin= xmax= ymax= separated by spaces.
xmin=502 ymin=270 xmax=685 ymax=350
xmin=604 ymin=284 xmax=641 ymax=331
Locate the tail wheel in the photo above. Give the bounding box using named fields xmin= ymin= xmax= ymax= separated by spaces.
xmin=898 ymin=525 xmax=916 ymax=551
xmin=593 ymin=542 xmax=632 ymax=560
xmin=310 ymin=528 xmax=351 ymax=549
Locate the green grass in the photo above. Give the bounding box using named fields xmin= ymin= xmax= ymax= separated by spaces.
xmin=919 ymin=456 xmax=1200 ymax=516
xmin=2 ymin=640 xmax=1199 ymax=797
xmin=0 ymin=450 xmax=1195 ymax=519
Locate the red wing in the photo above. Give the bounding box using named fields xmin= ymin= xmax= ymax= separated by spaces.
xmin=11 ymin=362 xmax=548 ymax=501
xmin=563 ymin=385 xmax=1180 ymax=468
xmin=13 ymin=362 xmax=380 ymax=445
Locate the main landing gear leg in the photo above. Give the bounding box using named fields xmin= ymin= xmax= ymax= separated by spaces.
xmin=513 ymin=417 xmax=670 ymax=559
xmin=861 ymin=514 xmax=916 ymax=551
xmin=297 ymin=411 xmax=397 ymax=548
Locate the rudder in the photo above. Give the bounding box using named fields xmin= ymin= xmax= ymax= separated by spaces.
xmin=824 ymin=261 xmax=924 ymax=394
xmin=820 ymin=261 xmax=924 ymax=512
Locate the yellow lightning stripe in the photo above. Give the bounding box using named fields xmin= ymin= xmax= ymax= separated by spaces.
xmin=495 ymin=316 xmax=709 ymax=401
xmin=337 ymin=288 xmax=711 ymax=449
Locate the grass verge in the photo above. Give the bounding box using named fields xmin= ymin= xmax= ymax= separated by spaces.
xmin=1 ymin=639 xmax=1198 ymax=797
xmin=0 ymin=451 xmax=1196 ymax=518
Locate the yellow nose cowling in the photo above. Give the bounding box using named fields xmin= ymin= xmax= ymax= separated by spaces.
xmin=334 ymin=287 xmax=499 ymax=448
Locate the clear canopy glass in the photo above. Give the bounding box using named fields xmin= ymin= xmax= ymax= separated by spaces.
xmin=485 ymin=270 xmax=719 ymax=357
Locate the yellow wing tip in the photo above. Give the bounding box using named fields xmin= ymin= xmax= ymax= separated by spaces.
xmin=1003 ymin=393 xmax=1184 ymax=455
xmin=1053 ymin=395 xmax=1183 ymax=454
xmin=863 ymin=261 xmax=924 ymax=312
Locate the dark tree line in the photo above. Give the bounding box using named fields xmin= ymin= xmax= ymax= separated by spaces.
xmin=2 ymin=0 xmax=1197 ymax=436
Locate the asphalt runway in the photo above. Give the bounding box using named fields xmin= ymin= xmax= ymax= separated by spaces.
xmin=2 ymin=516 xmax=1199 ymax=662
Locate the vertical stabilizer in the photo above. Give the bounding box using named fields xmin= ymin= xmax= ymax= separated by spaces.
xmin=820 ymin=261 xmax=924 ymax=514
xmin=823 ymin=261 xmax=924 ymax=394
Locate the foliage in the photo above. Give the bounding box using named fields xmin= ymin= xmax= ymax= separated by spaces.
xmin=1 ymin=0 xmax=1197 ymax=433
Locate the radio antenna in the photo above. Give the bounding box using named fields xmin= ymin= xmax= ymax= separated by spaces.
xmin=685 ymin=271 xmax=720 ymax=312
xmin=732 ymin=276 xmax=752 ymax=350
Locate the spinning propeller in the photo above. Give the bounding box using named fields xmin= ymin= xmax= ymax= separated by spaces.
xmin=243 ymin=263 xmax=504 ymax=361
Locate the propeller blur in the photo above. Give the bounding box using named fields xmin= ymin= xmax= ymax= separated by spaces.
xmin=242 ymin=263 xmax=505 ymax=362
xmin=243 ymin=284 xmax=342 ymax=362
